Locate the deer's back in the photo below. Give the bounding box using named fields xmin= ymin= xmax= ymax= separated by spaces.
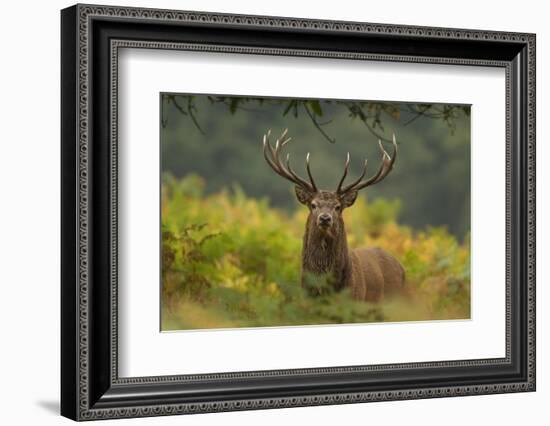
xmin=349 ymin=247 xmax=405 ymax=302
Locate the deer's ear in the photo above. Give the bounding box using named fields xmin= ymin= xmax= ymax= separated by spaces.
xmin=295 ymin=186 xmax=314 ymax=205
xmin=340 ymin=190 xmax=358 ymax=208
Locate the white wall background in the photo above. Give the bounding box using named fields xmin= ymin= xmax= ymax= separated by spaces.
xmin=0 ymin=0 xmax=546 ymax=424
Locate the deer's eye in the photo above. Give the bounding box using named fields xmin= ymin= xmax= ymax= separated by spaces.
xmin=311 ymin=203 xmax=317 ymax=210
xmin=335 ymin=205 xmax=341 ymax=212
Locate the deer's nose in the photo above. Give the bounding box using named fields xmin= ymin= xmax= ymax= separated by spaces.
xmin=319 ymin=213 xmax=332 ymax=224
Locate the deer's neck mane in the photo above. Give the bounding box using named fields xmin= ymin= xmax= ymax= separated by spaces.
xmin=301 ymin=215 xmax=351 ymax=291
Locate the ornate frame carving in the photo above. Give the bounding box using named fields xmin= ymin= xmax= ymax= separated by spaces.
xmin=61 ymin=4 xmax=535 ymax=421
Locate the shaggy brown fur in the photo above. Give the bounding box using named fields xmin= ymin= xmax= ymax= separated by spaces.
xmin=299 ymin=190 xmax=405 ymax=302
xmin=261 ymin=128 xmax=404 ymax=302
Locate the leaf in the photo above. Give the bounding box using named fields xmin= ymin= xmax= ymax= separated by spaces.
xmin=229 ymin=98 xmax=240 ymax=114
xmin=282 ymin=100 xmax=296 ymax=116
xmin=308 ymin=100 xmax=323 ymax=116
xmin=390 ymin=109 xmax=400 ymax=120
xmin=161 ymin=171 xmax=471 ymax=330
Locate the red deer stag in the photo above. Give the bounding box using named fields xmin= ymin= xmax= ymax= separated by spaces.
xmin=262 ymin=129 xmax=405 ymax=302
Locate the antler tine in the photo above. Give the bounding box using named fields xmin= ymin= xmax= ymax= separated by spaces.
xmin=273 ymin=128 xmax=291 ymax=151
xmin=265 ymin=129 xmax=286 ymax=171
xmin=339 ymin=159 xmax=368 ymax=194
xmin=339 ymin=134 xmax=398 ymax=194
xmin=360 ymin=139 xmax=390 ymax=186
xmin=355 ymin=136 xmax=397 ymax=190
xmin=262 ymin=134 xmax=278 ymax=170
xmin=286 ymin=154 xmax=315 ymax=190
xmin=275 ymin=131 xmax=312 ymax=190
xmin=305 ymin=153 xmax=318 ymax=192
xmin=279 ymin=127 xmax=289 ymax=142
xmin=263 ymin=132 xmax=284 ymax=175
xmin=264 ymin=129 xmax=279 ymax=162
xmin=371 ymin=135 xmax=397 ymax=183
xmin=262 ymin=129 xmax=316 ymax=192
xmin=336 ymin=152 xmax=351 ymax=193
xmin=263 ymin=129 xmax=296 ymax=182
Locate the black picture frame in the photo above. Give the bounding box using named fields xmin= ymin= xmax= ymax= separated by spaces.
xmin=61 ymin=3 xmax=536 ymax=421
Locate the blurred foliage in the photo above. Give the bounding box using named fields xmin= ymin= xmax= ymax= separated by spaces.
xmin=161 ymin=94 xmax=471 ymax=238
xmin=162 ymin=95 xmax=470 ymax=143
xmin=161 ymin=175 xmax=470 ymax=331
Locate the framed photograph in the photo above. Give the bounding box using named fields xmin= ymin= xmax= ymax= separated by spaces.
xmin=61 ymin=4 xmax=536 ymax=421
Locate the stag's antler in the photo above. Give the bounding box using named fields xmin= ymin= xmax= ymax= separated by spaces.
xmin=262 ymin=129 xmax=318 ymax=193
xmin=336 ymin=134 xmax=398 ymax=194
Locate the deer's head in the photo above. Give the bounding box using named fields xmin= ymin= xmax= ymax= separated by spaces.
xmin=262 ymin=129 xmax=397 ymax=237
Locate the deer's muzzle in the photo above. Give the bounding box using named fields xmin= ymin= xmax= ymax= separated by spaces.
xmin=317 ymin=213 xmax=333 ymax=228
